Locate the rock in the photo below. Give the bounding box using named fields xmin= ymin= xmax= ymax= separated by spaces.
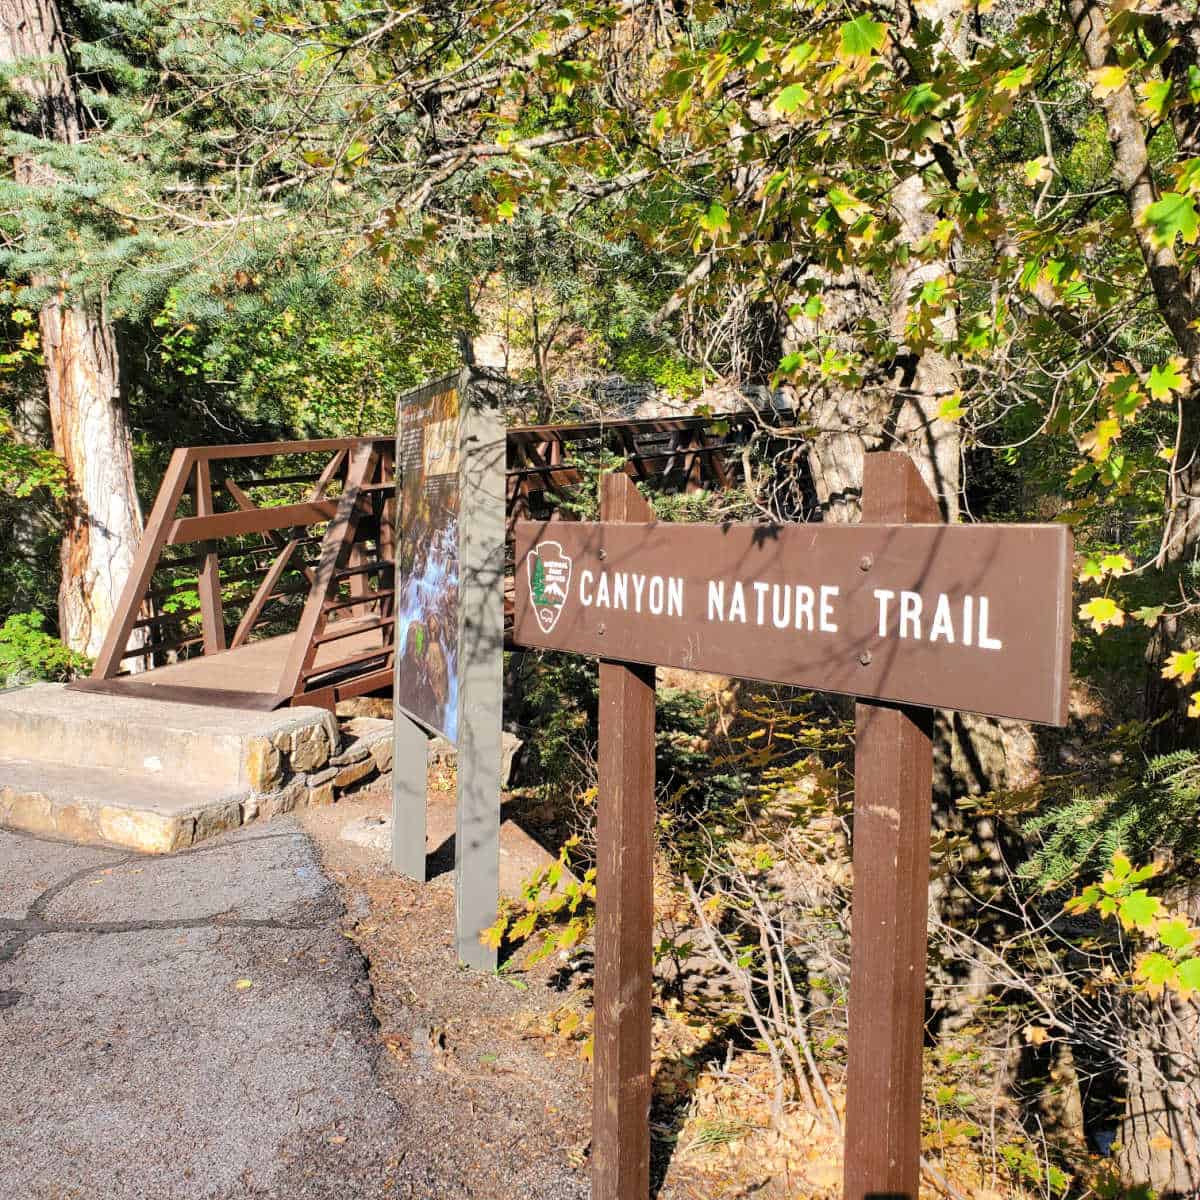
xmin=97 ymin=805 xmax=191 ymax=854
xmin=257 ymin=778 xmax=306 ymax=820
xmin=422 ymin=732 xmax=522 ymax=787
xmin=290 ymin=723 xmax=331 ymax=773
xmin=341 ymin=814 xmax=391 ymax=852
xmin=331 ymin=743 xmax=370 ymax=767
xmin=194 ymin=800 xmax=245 ymax=841
xmin=245 ymin=737 xmax=283 ymax=792
xmin=307 ymin=782 xmax=335 ymax=807
xmin=307 ymin=765 xmax=338 ymax=786
xmin=500 ymin=733 xmax=522 ymax=787
xmin=336 ymin=697 xmax=394 ymax=719
xmin=343 ymin=717 xmax=392 ymax=739
xmin=335 ymin=759 xmax=377 ymax=790
xmin=370 ymin=739 xmax=393 ymax=773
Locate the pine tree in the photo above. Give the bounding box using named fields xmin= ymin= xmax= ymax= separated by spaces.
xmin=531 ymin=556 xmax=547 ymax=605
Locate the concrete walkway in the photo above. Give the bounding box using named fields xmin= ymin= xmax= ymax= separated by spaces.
xmin=0 ymin=822 xmax=410 ymax=1199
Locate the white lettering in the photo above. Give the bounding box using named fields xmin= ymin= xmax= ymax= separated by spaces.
xmin=795 ymin=585 xmax=815 ymax=631
xmin=962 ymin=594 xmax=973 ymax=647
xmin=820 ymin=585 xmax=839 ymax=633
xmin=579 ymin=570 xmax=594 ymax=606
xmin=978 ymin=596 xmax=1003 ymax=650
xmin=753 ymin=580 xmax=770 ymax=625
xmin=648 ymin=576 xmax=664 ymax=615
xmin=667 ymin=577 xmax=684 ymax=617
xmin=929 ymin=593 xmax=955 ymax=643
xmin=631 ymin=573 xmax=646 ymax=613
xmin=612 ymin=572 xmax=629 ymax=611
xmin=874 ymin=589 xmax=895 ymax=637
xmin=596 ymin=572 xmax=610 ymax=608
xmin=728 ymin=582 xmax=747 ymax=623
xmin=708 ymin=580 xmax=724 ymax=621
xmin=899 ymin=591 xmax=922 ymax=640
xmin=771 ymin=584 xmax=791 ymax=629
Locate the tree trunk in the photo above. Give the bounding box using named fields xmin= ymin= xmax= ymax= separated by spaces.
xmin=1118 ymin=887 xmax=1200 ymax=1197
xmin=1 ymin=0 xmax=144 ymax=659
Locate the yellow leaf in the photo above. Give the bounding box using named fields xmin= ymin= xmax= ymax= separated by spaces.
xmin=1024 ymin=1024 xmax=1050 ymax=1046
xmin=1089 ymin=65 xmax=1129 ymax=99
xmin=1079 ymin=417 xmax=1121 ymax=462
xmin=1162 ymin=650 xmax=1199 ymax=684
xmin=1079 ymin=596 xmax=1126 ymax=633
xmin=1023 ymin=156 xmax=1053 ymax=186
xmin=234 ymin=978 xmax=253 ymax=990
xmin=1189 ymin=691 xmax=1200 ymax=718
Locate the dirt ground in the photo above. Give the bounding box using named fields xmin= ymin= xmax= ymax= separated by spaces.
xmin=298 ymin=785 xmax=753 ymax=1200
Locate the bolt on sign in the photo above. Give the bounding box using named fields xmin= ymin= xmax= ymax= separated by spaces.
xmin=510 ymin=457 xmax=1073 ymax=1200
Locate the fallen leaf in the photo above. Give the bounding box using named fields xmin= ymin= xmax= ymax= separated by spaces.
xmin=234 ymin=978 xmax=253 ymax=990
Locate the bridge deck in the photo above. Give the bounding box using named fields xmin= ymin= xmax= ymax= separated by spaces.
xmin=71 ymin=620 xmax=388 ymax=711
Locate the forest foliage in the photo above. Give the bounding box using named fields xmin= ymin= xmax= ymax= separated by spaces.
xmin=4 ymin=0 xmax=1200 ymax=1194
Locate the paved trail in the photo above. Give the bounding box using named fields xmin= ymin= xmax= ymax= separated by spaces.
xmin=0 ymin=822 xmax=458 ymax=1198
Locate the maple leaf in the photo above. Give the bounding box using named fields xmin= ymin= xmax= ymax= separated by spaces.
xmin=1135 ymin=951 xmax=1176 ymax=998
xmin=1079 ymin=417 xmax=1121 ymax=461
xmin=838 ymin=15 xmax=888 ymax=61
xmin=1148 ymin=357 xmax=1188 ymax=401
xmin=1088 ymin=65 xmax=1128 ymax=98
xmin=1177 ymin=957 xmax=1200 ymax=996
xmin=1140 ymin=192 xmax=1199 ymax=249
xmin=1162 ymin=650 xmax=1199 ymax=684
xmin=1118 ymin=889 xmax=1163 ymax=931
xmin=1079 ymin=596 xmax=1125 ymax=632
xmin=1022 ymin=156 xmax=1052 ymax=186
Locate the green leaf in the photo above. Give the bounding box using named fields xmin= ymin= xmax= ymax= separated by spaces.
xmin=1176 ymin=956 xmax=1200 ymax=996
xmin=1157 ymin=918 xmax=1196 ymax=953
xmin=1135 ymin=952 xmax=1176 ymax=995
xmin=900 ymin=82 xmax=941 ymax=118
xmin=1118 ymin=889 xmax=1163 ymax=931
xmin=1163 ymin=650 xmax=1199 ymax=683
xmin=1133 ymin=605 xmax=1165 ymax=626
xmin=1139 ymin=78 xmax=1173 ymax=120
xmin=938 ymin=393 xmax=965 ymax=421
xmin=1079 ymin=596 xmax=1125 ymax=633
xmin=994 ymin=63 xmax=1031 ymax=93
xmin=698 ymin=200 xmax=730 ymax=234
xmin=838 ymin=14 xmax=887 ymax=60
xmin=1148 ymin=357 xmax=1188 ymax=401
xmin=772 ymin=83 xmax=809 ymax=116
xmin=1132 ymin=950 xmax=1171 ymax=988
xmin=1140 ymin=192 xmax=1199 ymax=249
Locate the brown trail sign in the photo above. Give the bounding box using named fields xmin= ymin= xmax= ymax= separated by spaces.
xmin=510 ymin=454 xmax=1073 ymax=1200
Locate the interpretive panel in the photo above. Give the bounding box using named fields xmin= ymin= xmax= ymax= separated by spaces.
xmin=396 ymin=375 xmax=461 ymax=741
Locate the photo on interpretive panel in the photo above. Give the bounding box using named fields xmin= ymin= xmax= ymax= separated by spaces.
xmin=396 ymin=375 xmax=460 ymax=743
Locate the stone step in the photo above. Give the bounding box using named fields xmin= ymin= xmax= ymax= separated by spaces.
xmin=0 ymin=758 xmax=248 ymax=853
xmin=0 ymin=683 xmax=338 ymax=791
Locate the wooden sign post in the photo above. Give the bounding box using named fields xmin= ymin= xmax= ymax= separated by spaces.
xmin=511 ymin=453 xmax=1073 ymax=1200
xmin=845 ymin=453 xmax=940 ymax=1200
xmin=593 ymin=474 xmax=657 ymax=1200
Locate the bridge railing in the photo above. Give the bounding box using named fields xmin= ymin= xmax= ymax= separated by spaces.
xmin=86 ymin=406 xmax=797 ymax=709
xmin=90 ymin=436 xmax=397 ymax=708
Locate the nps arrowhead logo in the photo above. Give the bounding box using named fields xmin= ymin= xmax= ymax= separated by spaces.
xmin=528 ymin=541 xmax=572 ymax=634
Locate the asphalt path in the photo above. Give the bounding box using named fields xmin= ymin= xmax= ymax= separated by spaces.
xmin=0 ymin=821 xmax=413 ymax=1199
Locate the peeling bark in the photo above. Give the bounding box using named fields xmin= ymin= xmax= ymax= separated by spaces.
xmin=1 ymin=0 xmax=144 ymax=659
